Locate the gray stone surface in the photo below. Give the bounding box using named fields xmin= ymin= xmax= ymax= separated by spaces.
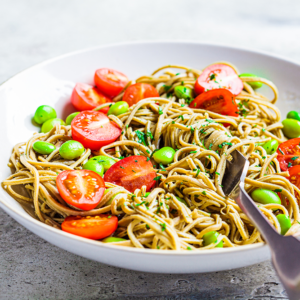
xmin=1 ymin=0 xmax=300 ymax=298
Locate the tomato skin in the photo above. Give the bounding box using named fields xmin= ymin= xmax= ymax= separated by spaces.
xmin=189 ymin=89 xmax=238 ymax=118
xmin=94 ymin=68 xmax=129 ymax=98
xmin=61 ymin=214 xmax=118 ymax=240
xmin=194 ymin=64 xmax=243 ymax=96
xmin=71 ymin=111 xmax=121 ymax=150
xmin=71 ymin=83 xmax=110 ymax=114
xmin=56 ymin=170 xmax=105 ymax=211
xmin=288 ymin=165 xmax=300 ymax=201
xmin=122 ymin=83 xmax=159 ymax=106
xmin=277 ymin=138 xmax=300 ymax=171
xmin=104 ymin=155 xmax=156 ymax=193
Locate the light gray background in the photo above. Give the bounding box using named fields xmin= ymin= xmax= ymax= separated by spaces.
xmin=1 ymin=0 xmax=299 ymax=299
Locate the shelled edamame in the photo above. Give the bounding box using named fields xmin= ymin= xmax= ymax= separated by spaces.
xmin=153 ymin=147 xmax=176 ymax=164
xmin=59 ymin=140 xmax=84 ymax=160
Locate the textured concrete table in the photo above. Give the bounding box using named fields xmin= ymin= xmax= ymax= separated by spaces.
xmin=1 ymin=0 xmax=300 ymax=299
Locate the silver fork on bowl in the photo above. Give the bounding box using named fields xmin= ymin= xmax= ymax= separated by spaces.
xmin=223 ymin=150 xmax=300 ymax=300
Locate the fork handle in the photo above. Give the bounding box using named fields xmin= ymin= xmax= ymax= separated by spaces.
xmin=238 ymin=184 xmax=300 ymax=300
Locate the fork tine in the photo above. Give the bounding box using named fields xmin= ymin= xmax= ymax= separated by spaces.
xmin=222 ymin=150 xmax=249 ymax=197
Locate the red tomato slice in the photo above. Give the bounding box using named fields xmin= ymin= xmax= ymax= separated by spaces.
xmin=94 ymin=68 xmax=129 ymax=98
xmin=71 ymin=111 xmax=121 ymax=150
xmin=71 ymin=83 xmax=110 ymax=114
xmin=287 ymin=165 xmax=300 ymax=203
xmin=61 ymin=214 xmax=118 ymax=240
xmin=56 ymin=170 xmax=105 ymax=210
xmin=194 ymin=64 xmax=243 ymax=96
xmin=122 ymin=83 xmax=159 ymax=106
xmin=189 ymin=89 xmax=238 ymax=118
xmin=104 ymin=155 xmax=156 ymax=193
xmin=277 ymin=138 xmax=300 ymax=171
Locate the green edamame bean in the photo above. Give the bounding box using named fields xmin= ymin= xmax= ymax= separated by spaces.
xmin=263 ymin=139 xmax=279 ymax=155
xmin=153 ymin=147 xmax=176 ymax=165
xmin=251 ymin=188 xmax=281 ymax=205
xmin=176 ymin=196 xmax=188 ymax=207
xmin=83 ymin=158 xmax=105 ymax=176
xmin=276 ymin=214 xmax=291 ymax=235
xmin=203 ymin=231 xmax=223 ymax=248
xmin=239 ymin=73 xmax=263 ymax=89
xmin=33 ymin=105 xmax=57 ymax=125
xmin=282 ymin=119 xmax=300 ymax=139
xmin=66 ymin=112 xmax=80 ymax=125
xmin=59 ymin=140 xmax=84 ymax=160
xmin=108 ymin=101 xmax=129 ymax=116
xmin=41 ymin=118 xmax=65 ymax=133
xmin=33 ymin=141 xmax=56 ymax=155
xmin=91 ymin=156 xmax=116 ymax=172
xmin=102 ymin=237 xmax=127 ymax=243
xmin=287 ymin=111 xmax=300 ymax=121
xmin=174 ymin=86 xmax=193 ymax=103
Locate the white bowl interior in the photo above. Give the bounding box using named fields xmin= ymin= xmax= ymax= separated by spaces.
xmin=1 ymin=41 xmax=299 ymax=273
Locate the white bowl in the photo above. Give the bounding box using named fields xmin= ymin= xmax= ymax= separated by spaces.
xmin=1 ymin=41 xmax=299 ymax=274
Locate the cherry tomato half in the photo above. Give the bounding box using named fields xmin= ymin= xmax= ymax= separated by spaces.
xmin=94 ymin=68 xmax=129 ymax=98
xmin=277 ymin=138 xmax=300 ymax=171
xmin=189 ymin=89 xmax=238 ymax=118
xmin=104 ymin=155 xmax=156 ymax=193
xmin=61 ymin=214 xmax=118 ymax=240
xmin=194 ymin=64 xmax=243 ymax=96
xmin=56 ymin=170 xmax=105 ymax=210
xmin=287 ymin=165 xmax=300 ymax=202
xmin=122 ymin=83 xmax=159 ymax=107
xmin=71 ymin=83 xmax=110 ymax=114
xmin=71 ymin=111 xmax=121 ymax=150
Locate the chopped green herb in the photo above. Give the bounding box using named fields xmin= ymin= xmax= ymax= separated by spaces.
xmin=279 ymin=148 xmax=284 ymax=155
xmin=164 ymin=85 xmax=172 ymax=92
xmin=291 ymin=156 xmax=299 ymax=161
xmin=190 ymin=151 xmax=197 ymax=154
xmin=215 ymin=172 xmax=220 ymax=175
xmin=187 ymin=246 xmax=192 ymax=250
xmin=136 ymin=130 xmax=147 ymax=146
xmin=274 ymin=189 xmax=282 ymax=192
xmin=209 ymin=73 xmax=216 ymax=80
xmin=202 ymin=191 xmax=207 ymax=195
xmin=120 ymin=166 xmax=125 ymax=169
xmin=154 ymin=176 xmax=161 ymax=181
xmin=160 ymin=223 xmax=166 ymax=232
xmin=288 ymin=162 xmax=292 ymax=168
xmin=159 ymin=163 xmax=166 ymax=171
xmin=158 ymin=107 xmax=163 ymax=115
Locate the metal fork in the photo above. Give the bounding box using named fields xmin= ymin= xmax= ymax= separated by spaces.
xmin=223 ymin=150 xmax=300 ymax=300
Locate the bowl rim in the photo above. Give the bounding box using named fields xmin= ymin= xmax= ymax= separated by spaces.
xmin=2 ymin=39 xmax=297 ymax=256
